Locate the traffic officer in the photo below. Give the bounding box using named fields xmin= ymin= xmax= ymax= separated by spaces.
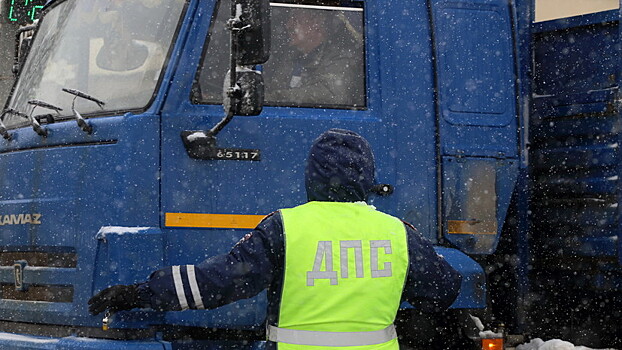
xmin=89 ymin=128 xmax=462 ymax=349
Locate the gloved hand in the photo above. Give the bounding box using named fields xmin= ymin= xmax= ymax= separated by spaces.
xmin=88 ymin=284 xmax=141 ymax=315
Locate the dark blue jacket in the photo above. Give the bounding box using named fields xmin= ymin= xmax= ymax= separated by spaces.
xmin=137 ymin=129 xmax=462 ymax=327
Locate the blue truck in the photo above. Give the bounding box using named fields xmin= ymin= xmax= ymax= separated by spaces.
xmin=0 ymin=0 xmax=619 ymax=348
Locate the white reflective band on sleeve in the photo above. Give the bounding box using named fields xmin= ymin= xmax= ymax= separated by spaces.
xmin=172 ymin=265 xmax=189 ymax=310
xmin=266 ymin=324 xmax=397 ymax=347
xmin=186 ymin=265 xmax=205 ymax=309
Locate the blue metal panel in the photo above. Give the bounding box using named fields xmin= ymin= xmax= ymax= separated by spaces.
xmin=529 ymin=11 xmax=622 ymax=292
xmin=169 ymin=340 xmax=266 ymax=349
xmin=436 ymin=247 xmax=486 ymax=308
xmin=0 ymin=113 xmax=161 ymax=327
xmin=430 ymin=0 xmax=519 ymax=158
xmin=533 ymin=20 xmax=618 ymax=96
xmin=442 ymin=156 xmax=518 ymax=254
xmin=434 ymin=4 xmax=514 ymax=122
xmin=509 ymin=0 xmax=534 ymax=335
xmin=367 ymin=0 xmax=440 ymax=242
xmin=92 ymin=227 xmax=166 ymax=330
xmin=429 ymin=0 xmax=519 ymax=256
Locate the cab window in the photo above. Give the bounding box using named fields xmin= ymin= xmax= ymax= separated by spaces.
xmin=192 ymin=1 xmax=365 ymax=109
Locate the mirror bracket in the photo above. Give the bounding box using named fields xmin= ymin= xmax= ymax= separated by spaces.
xmin=183 ymin=0 xmax=270 ymax=161
xmin=180 ymin=130 xmax=261 ymax=161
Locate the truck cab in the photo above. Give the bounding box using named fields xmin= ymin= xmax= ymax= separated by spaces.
xmin=0 ymin=0 xmax=523 ymax=348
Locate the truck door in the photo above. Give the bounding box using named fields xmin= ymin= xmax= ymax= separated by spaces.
xmin=160 ymin=0 xmax=376 ymax=328
xmin=429 ymin=0 xmax=520 ymax=254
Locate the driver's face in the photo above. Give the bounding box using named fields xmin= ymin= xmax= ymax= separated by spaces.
xmin=286 ymin=13 xmax=322 ymax=49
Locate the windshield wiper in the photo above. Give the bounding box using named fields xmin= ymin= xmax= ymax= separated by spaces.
xmin=62 ymin=88 xmax=106 ymax=134
xmin=27 ymin=99 xmax=63 ymax=137
xmin=28 ymin=99 xmax=62 ymax=113
xmin=4 ymin=107 xmax=47 ymax=137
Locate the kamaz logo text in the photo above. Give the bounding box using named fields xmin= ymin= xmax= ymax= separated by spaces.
xmin=0 ymin=214 xmax=42 ymax=226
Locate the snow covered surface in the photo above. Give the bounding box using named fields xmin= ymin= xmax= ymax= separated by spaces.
xmin=186 ymin=131 xmax=207 ymax=141
xmin=95 ymin=226 xmax=153 ymax=240
xmin=0 ymin=332 xmax=58 ymax=344
xmin=97 ymin=226 xmax=151 ymax=234
xmin=99 ymin=226 xmax=149 ymax=235
xmin=480 ymin=330 xmax=503 ymax=338
xmin=516 ymin=338 xmax=616 ymax=350
xmin=471 ymin=314 xmax=616 ymax=350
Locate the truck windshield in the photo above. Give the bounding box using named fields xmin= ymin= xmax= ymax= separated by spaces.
xmin=4 ymin=0 xmax=186 ymax=128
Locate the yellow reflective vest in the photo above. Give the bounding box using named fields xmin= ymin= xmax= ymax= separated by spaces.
xmin=271 ymin=201 xmax=409 ymax=349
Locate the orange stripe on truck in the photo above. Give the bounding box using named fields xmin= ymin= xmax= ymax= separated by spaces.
xmin=165 ymin=213 xmax=264 ymax=229
xmin=447 ymin=220 xmax=497 ymax=235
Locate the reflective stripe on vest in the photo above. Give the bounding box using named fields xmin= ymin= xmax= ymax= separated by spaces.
xmin=277 ymin=201 xmax=409 ymax=349
xmin=267 ymin=324 xmax=397 ymax=347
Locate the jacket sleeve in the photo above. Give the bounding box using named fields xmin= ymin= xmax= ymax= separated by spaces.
xmin=136 ymin=213 xmax=282 ymax=311
xmin=401 ymin=223 xmax=462 ymax=313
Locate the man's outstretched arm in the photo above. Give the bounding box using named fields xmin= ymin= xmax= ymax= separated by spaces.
xmin=89 ymin=213 xmax=283 ymax=315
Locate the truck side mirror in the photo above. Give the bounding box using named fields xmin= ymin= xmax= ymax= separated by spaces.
xmin=223 ymin=69 xmax=264 ymax=116
xmin=192 ymin=0 xmax=270 ymax=148
xmin=13 ymin=24 xmax=37 ymax=77
xmin=235 ymin=0 xmax=271 ymax=65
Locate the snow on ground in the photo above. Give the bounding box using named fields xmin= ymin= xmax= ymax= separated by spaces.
xmin=515 ymin=338 xmax=616 ymax=350
xmin=472 ymin=316 xmax=616 ymax=350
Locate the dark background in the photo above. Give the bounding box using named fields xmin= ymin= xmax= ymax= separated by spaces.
xmin=0 ymin=20 xmax=18 ymax=105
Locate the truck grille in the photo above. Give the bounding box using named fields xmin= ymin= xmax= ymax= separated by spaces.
xmin=0 ymin=247 xmax=77 ymax=303
xmin=0 ymin=251 xmax=77 ymax=268
xmin=0 ymin=284 xmax=73 ymax=302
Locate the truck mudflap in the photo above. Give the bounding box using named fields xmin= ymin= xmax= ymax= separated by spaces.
xmin=0 ymin=332 xmax=169 ymax=349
